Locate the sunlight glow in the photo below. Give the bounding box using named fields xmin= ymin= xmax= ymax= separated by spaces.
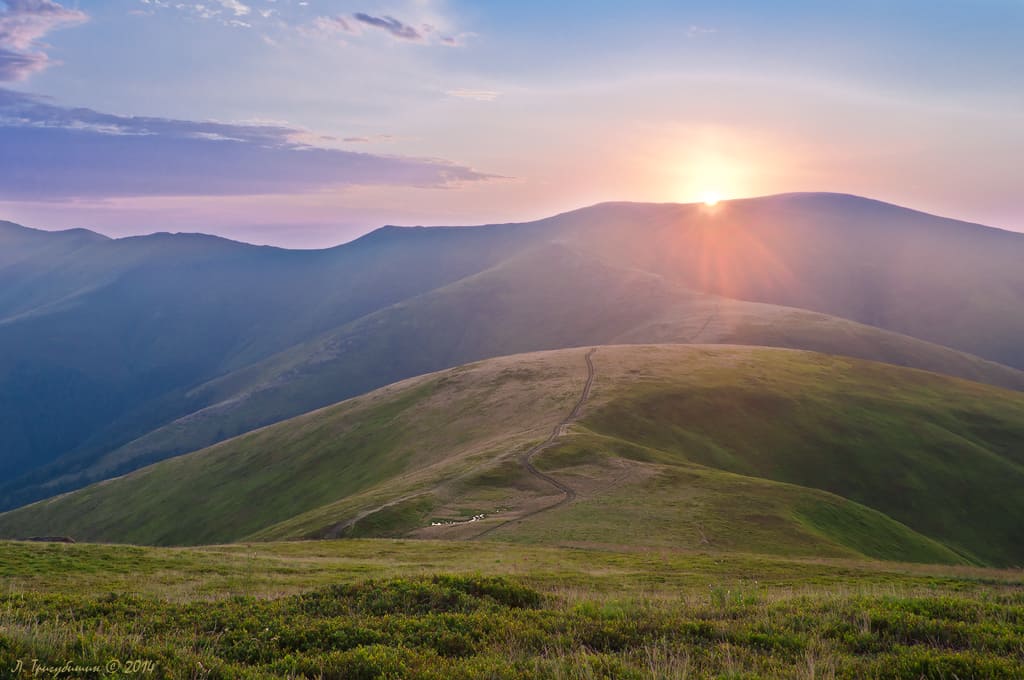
xmin=656 ymin=126 xmax=789 ymax=209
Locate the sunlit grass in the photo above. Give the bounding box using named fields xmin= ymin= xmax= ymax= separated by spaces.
xmin=2 ymin=540 xmax=1022 ymax=678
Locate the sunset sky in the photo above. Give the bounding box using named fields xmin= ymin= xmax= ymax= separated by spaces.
xmin=1 ymin=0 xmax=1022 ymax=247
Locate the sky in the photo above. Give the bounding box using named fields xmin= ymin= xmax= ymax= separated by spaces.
xmin=0 ymin=0 xmax=1022 ymax=248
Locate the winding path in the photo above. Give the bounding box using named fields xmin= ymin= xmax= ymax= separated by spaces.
xmin=321 ymin=491 xmax=428 ymax=539
xmin=689 ymin=302 xmax=720 ymax=343
xmin=474 ymin=348 xmax=596 ymax=539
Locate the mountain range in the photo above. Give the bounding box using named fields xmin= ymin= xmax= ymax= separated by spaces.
xmin=1 ymin=193 xmax=1023 ymax=543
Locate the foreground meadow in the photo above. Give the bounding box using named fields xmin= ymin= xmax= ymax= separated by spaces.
xmin=1 ymin=539 xmax=1022 ymax=679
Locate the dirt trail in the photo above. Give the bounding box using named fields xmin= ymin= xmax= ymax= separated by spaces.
xmin=326 ymin=348 xmax=597 ymax=541
xmin=474 ymin=348 xmax=596 ymax=539
xmin=689 ymin=303 xmax=719 ymax=343
xmin=320 ymin=491 xmax=429 ymax=539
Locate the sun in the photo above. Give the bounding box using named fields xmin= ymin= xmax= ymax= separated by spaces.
xmin=701 ymin=191 xmax=722 ymax=207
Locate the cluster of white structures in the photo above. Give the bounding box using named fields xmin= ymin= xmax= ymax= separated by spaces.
xmin=430 ymin=513 xmax=487 ymax=527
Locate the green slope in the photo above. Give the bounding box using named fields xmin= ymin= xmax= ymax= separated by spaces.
xmin=577 ymin=346 xmax=1024 ymax=565
xmin=5 ymin=192 xmax=1024 ymax=514
xmin=0 ymin=220 xmax=539 ymax=507
xmin=0 ymin=352 xmax=589 ymax=546
xmin=52 ymin=244 xmax=1023 ymax=503
xmin=5 ymin=539 xmax=1023 ymax=680
xmin=490 ymin=432 xmax=965 ymax=565
xmin=3 ymin=345 xmax=1023 ymax=567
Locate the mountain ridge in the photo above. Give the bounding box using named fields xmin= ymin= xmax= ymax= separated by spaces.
xmin=2 ymin=192 xmax=1023 ymax=513
xmin=8 ymin=191 xmax=1023 ymax=249
xmin=12 ymin=239 xmax=1021 ymax=510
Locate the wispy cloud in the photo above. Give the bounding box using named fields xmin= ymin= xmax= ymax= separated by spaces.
xmin=0 ymin=0 xmax=87 ymax=81
xmin=686 ymin=25 xmax=717 ymax=38
xmin=217 ymin=0 xmax=250 ymax=17
xmin=348 ymin=12 xmax=462 ymax=45
xmin=302 ymin=14 xmax=356 ymax=40
xmin=0 ymin=89 xmax=497 ymax=199
xmin=343 ymin=134 xmax=396 ymax=143
xmin=353 ymin=12 xmax=421 ymax=41
xmin=139 ymin=0 xmax=257 ymax=28
xmin=445 ymin=89 xmax=499 ymax=102
xmin=317 ymin=15 xmax=353 ymax=33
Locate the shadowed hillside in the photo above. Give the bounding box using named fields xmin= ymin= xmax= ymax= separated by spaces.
xmin=0 ymin=220 xmax=542 ymax=503
xmin=13 ymin=244 xmax=1023 ymax=509
xmin=549 ymin=195 xmax=1024 ymax=369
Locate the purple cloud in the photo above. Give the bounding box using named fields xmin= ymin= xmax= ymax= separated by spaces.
xmin=0 ymin=89 xmax=497 ymax=200
xmin=353 ymin=12 xmax=421 ymax=41
xmin=0 ymin=45 xmax=43 ymax=79
xmin=0 ymin=0 xmax=87 ymax=81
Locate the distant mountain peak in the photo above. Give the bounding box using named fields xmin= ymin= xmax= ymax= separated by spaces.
xmin=0 ymin=219 xmax=109 ymax=242
xmin=0 ymin=219 xmax=34 ymax=234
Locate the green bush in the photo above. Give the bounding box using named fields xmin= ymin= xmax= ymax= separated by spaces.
xmin=2 ymin=575 xmax=1021 ymax=679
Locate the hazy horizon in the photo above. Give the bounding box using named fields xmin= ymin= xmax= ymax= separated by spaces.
xmin=7 ymin=190 xmax=1024 ymax=250
xmin=1 ymin=1 xmax=1022 ymax=247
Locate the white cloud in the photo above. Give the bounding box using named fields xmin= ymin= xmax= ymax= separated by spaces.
xmin=445 ymin=89 xmax=499 ymax=102
xmin=217 ymin=0 xmax=250 ymax=17
xmin=686 ymin=25 xmax=717 ymax=38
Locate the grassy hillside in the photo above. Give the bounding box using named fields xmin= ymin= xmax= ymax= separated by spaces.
xmin=54 ymin=245 xmax=1023 ymax=501
xmin=538 ymin=346 xmax=1024 ymax=566
xmin=0 ymin=352 xmax=589 ymax=545
xmin=2 ymin=539 xmax=1022 ymax=679
xmin=4 ymin=345 xmax=1023 ymax=567
xmin=4 ymin=193 xmax=1024 ymax=512
xmin=0 ymin=222 xmax=540 ymax=508
xmin=495 ymin=432 xmax=964 ymax=565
